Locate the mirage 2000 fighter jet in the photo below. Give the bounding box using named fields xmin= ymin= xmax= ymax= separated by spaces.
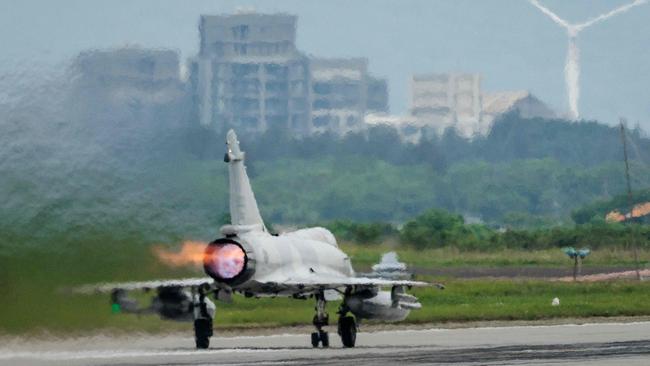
xmin=76 ymin=130 xmax=429 ymax=349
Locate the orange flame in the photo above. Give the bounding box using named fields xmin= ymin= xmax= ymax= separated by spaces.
xmin=152 ymin=241 xmax=208 ymax=267
xmin=632 ymin=202 xmax=650 ymax=219
xmin=606 ymin=201 xmax=650 ymax=223
xmin=605 ymin=210 xmax=626 ymax=223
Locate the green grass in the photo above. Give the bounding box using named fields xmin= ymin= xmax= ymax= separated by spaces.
xmin=4 ymin=276 xmax=650 ymax=335
xmin=3 ymin=242 xmax=650 ymax=335
xmin=341 ymin=244 xmax=650 ymax=268
xmin=408 ymin=279 xmax=650 ymax=323
xmin=217 ymin=279 xmax=650 ymax=326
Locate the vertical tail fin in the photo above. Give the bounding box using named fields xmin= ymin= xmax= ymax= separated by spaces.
xmin=224 ymin=130 xmax=266 ymax=232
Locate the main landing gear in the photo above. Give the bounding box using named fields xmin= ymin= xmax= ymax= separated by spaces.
xmin=337 ymin=303 xmax=357 ymax=348
xmin=193 ymin=285 xmax=214 ymax=349
xmin=310 ymin=292 xmax=357 ymax=348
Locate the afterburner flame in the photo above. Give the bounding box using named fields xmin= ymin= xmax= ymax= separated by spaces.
xmin=204 ymin=243 xmax=246 ymax=279
xmin=152 ymin=241 xmax=208 ymax=267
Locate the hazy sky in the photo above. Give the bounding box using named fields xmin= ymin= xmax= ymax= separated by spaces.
xmin=2 ymin=0 xmax=649 ymax=128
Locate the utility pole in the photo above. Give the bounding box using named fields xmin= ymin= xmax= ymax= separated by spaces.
xmin=619 ymin=118 xmax=641 ymax=281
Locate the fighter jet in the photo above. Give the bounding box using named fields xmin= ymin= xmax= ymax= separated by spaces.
xmin=76 ymin=130 xmax=428 ymax=349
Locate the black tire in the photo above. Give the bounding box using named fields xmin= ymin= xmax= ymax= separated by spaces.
xmin=194 ymin=318 xmax=212 ymax=349
xmin=195 ymin=335 xmax=209 ymax=349
xmin=320 ymin=331 xmax=329 ymax=348
xmin=338 ymin=316 xmax=356 ymax=348
xmin=311 ymin=332 xmax=320 ymax=348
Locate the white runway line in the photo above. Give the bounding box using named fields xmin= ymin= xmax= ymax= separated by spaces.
xmin=346 ymin=320 xmax=650 ymax=336
xmin=0 ymin=348 xmax=283 ymax=361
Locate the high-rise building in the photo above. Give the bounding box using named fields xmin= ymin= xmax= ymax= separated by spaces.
xmin=189 ymin=12 xmax=312 ymax=136
xmin=310 ymin=58 xmax=388 ymax=135
xmin=189 ymin=12 xmax=389 ymax=137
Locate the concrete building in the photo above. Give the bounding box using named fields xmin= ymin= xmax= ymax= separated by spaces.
xmin=70 ymin=47 xmax=187 ymax=147
xmin=310 ymin=58 xmax=388 ymax=135
xmin=190 ymin=12 xmax=312 ymax=135
xmin=409 ymin=73 xmax=555 ymax=139
xmin=73 ymin=48 xmax=183 ymax=106
xmin=189 ymin=12 xmax=389 ymax=137
xmin=410 ymin=73 xmax=481 ymax=138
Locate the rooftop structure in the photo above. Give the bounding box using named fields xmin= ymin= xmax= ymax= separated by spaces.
xmin=481 ymin=91 xmax=556 ymax=131
xmin=199 ymin=13 xmax=298 ymax=60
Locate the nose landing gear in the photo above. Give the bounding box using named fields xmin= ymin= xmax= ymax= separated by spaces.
xmin=311 ymin=292 xmax=329 ymax=348
xmin=192 ymin=285 xmax=215 ymax=349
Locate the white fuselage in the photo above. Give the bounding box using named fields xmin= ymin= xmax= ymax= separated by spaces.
xmin=233 ymin=227 xmax=355 ymax=294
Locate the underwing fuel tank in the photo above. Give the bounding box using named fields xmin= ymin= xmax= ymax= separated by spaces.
xmin=345 ymin=286 xmax=421 ymax=322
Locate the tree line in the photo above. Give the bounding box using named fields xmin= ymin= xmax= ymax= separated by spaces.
xmin=323 ymin=207 xmax=650 ymax=251
xmin=187 ymin=112 xmax=650 ymax=173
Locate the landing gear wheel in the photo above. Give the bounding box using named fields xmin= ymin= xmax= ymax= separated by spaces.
xmin=338 ymin=316 xmax=356 ymax=348
xmin=311 ymin=332 xmax=319 ymax=348
xmin=310 ymin=292 xmax=330 ymax=348
xmin=319 ymin=331 xmax=329 ymax=348
xmin=194 ymin=318 xmax=212 ymax=349
xmin=310 ymin=331 xmax=329 ymax=348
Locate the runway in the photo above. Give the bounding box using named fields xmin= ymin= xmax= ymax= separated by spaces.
xmin=2 ymin=321 xmax=650 ymax=365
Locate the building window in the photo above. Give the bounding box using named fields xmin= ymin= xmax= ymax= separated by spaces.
xmin=138 ymin=58 xmax=155 ymax=75
xmin=313 ymin=116 xmax=329 ymax=127
xmin=313 ymin=82 xmax=331 ymax=94
xmin=213 ymin=42 xmax=224 ymax=56
xmin=234 ymin=44 xmax=248 ymax=55
xmin=232 ymin=25 xmax=249 ymax=40
xmin=313 ymin=99 xmax=330 ymax=109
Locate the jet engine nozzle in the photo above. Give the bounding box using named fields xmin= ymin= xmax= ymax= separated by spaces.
xmin=203 ymin=239 xmax=255 ymax=285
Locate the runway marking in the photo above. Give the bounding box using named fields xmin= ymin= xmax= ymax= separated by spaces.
xmin=201 ymin=320 xmax=650 ymax=341
xmin=0 ymin=348 xmax=284 ymax=361
xmin=362 ymin=320 xmax=650 ymax=336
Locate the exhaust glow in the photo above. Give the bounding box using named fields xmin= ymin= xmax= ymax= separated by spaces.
xmin=204 ymin=243 xmax=246 ymax=280
xmin=152 ymin=241 xmax=208 ymax=267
